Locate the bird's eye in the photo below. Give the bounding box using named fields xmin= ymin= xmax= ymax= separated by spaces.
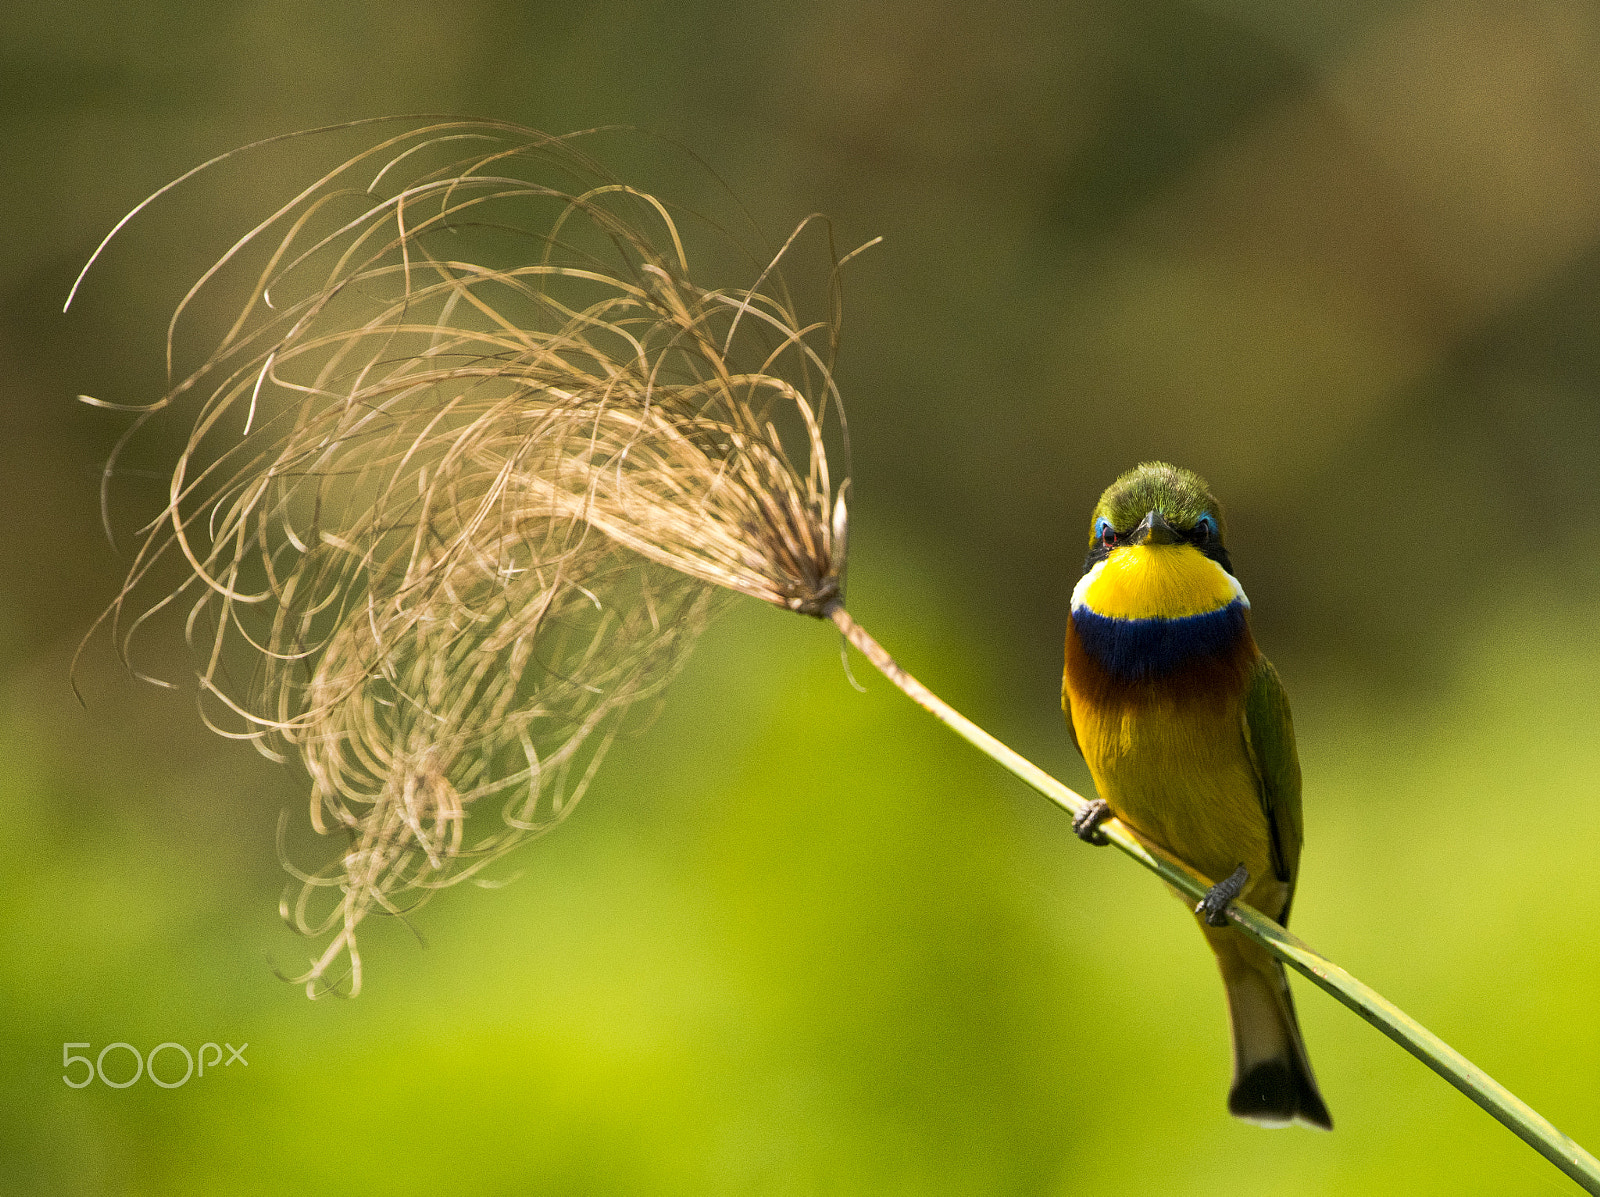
xmin=1094 ymin=518 xmax=1117 ymax=547
xmin=1192 ymin=514 xmax=1218 ymax=543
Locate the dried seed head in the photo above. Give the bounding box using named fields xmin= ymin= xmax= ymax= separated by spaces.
xmin=78 ymin=121 xmax=861 ymax=995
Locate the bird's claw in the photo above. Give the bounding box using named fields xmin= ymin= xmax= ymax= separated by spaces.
xmin=1072 ymin=799 xmax=1111 ymax=846
xmin=1196 ymin=863 xmax=1249 ymax=927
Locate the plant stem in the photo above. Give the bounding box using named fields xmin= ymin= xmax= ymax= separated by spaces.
xmin=826 ymin=604 xmax=1600 ymax=1195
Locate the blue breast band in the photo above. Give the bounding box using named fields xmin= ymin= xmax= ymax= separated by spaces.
xmin=1072 ymin=600 xmax=1248 ymax=681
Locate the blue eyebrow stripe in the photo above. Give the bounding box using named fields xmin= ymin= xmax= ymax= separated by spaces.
xmin=1072 ymin=600 xmax=1249 ymax=681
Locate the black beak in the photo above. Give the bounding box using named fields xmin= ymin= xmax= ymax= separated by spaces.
xmin=1131 ymin=509 xmax=1179 ymax=545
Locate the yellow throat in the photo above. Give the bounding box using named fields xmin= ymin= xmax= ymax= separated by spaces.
xmin=1073 ymin=544 xmax=1247 ymax=621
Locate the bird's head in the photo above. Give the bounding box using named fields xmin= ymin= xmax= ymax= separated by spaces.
xmin=1075 ymin=462 xmax=1243 ymax=620
xmin=1088 ymin=461 xmax=1227 ymax=558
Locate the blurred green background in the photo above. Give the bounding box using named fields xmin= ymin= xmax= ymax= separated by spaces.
xmin=6 ymin=1 xmax=1600 ymax=1193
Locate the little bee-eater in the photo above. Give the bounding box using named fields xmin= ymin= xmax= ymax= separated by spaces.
xmin=1062 ymin=462 xmax=1332 ymax=1129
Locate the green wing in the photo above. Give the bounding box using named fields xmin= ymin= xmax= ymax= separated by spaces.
xmin=1241 ymin=656 xmax=1304 ymax=917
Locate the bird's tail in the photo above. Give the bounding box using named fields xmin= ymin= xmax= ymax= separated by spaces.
xmin=1214 ymin=936 xmax=1333 ymax=1130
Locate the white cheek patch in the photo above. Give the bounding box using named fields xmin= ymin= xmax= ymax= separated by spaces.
xmin=1224 ymin=566 xmax=1250 ymax=609
xmin=1070 ymin=559 xmax=1105 ymax=612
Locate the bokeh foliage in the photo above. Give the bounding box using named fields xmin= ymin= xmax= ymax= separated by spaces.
xmin=6 ymin=1 xmax=1600 ymax=1193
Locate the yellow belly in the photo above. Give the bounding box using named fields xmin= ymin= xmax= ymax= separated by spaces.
xmin=1070 ymin=685 xmax=1277 ymax=902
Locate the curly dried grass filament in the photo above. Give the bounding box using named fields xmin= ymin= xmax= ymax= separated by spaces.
xmin=80 ymin=123 xmax=849 ymax=995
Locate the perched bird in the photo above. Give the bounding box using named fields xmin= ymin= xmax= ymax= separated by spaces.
xmin=1062 ymin=462 xmax=1331 ymax=1130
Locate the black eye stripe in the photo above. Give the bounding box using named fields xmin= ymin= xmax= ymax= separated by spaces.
xmin=1079 ymin=515 xmax=1235 ymax=577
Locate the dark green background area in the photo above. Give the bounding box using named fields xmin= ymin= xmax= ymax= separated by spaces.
xmin=6 ymin=2 xmax=1600 ymax=1193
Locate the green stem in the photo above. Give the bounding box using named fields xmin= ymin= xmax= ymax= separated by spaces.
xmin=827 ymin=604 xmax=1600 ymax=1195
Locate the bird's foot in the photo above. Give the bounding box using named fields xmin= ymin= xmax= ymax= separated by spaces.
xmin=1196 ymin=863 xmax=1250 ymax=927
xmin=1072 ymin=799 xmax=1112 ymax=846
